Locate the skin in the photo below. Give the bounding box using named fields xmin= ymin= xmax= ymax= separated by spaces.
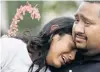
xmin=46 ymin=34 xmax=76 ymax=68
xmin=72 ymin=2 xmax=100 ymax=56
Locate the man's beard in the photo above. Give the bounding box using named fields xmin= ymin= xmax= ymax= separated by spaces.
xmin=77 ymin=48 xmax=100 ymax=56
xmin=77 ymin=48 xmax=88 ymax=54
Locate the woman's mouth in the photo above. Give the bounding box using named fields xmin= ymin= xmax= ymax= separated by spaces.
xmin=61 ymin=55 xmax=70 ymax=65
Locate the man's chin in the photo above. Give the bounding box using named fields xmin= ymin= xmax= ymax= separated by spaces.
xmin=76 ymin=43 xmax=86 ymax=49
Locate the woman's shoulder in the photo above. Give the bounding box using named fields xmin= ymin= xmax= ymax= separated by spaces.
xmin=0 ymin=37 xmax=26 ymax=51
xmin=0 ymin=37 xmax=32 ymax=72
xmin=0 ymin=37 xmax=28 ymax=60
xmin=0 ymin=37 xmax=27 ymax=59
xmin=0 ymin=37 xmax=26 ymax=45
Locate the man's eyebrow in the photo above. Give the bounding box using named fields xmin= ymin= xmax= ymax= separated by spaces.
xmin=98 ymin=9 xmax=100 ymax=18
xmin=74 ymin=14 xmax=78 ymax=17
xmin=74 ymin=13 xmax=94 ymax=23
xmin=80 ymin=14 xmax=93 ymax=22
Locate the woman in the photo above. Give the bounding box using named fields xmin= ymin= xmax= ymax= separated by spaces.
xmin=0 ymin=17 xmax=76 ymax=72
xmin=24 ymin=17 xmax=76 ymax=72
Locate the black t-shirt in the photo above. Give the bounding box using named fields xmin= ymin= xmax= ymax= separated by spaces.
xmin=49 ymin=52 xmax=100 ymax=72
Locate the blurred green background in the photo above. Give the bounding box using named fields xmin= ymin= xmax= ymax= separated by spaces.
xmin=1 ymin=0 xmax=82 ymax=36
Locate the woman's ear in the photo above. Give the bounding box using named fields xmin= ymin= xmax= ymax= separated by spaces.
xmin=52 ymin=34 xmax=60 ymax=42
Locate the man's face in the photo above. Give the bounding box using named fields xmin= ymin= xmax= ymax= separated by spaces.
xmin=72 ymin=2 xmax=100 ymax=55
xmin=46 ymin=34 xmax=76 ymax=68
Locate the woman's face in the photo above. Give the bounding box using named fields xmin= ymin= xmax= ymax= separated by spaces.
xmin=46 ymin=34 xmax=76 ymax=68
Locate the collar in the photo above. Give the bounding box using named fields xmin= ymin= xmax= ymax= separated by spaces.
xmin=83 ymin=54 xmax=100 ymax=62
xmin=74 ymin=53 xmax=100 ymax=64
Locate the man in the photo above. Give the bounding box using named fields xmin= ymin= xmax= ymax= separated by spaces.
xmin=73 ymin=1 xmax=100 ymax=56
xmin=52 ymin=1 xmax=100 ymax=72
xmin=72 ymin=1 xmax=100 ymax=72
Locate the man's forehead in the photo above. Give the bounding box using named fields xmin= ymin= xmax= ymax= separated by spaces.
xmin=75 ymin=2 xmax=100 ymax=19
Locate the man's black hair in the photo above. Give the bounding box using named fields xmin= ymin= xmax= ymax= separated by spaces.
xmin=84 ymin=0 xmax=100 ymax=3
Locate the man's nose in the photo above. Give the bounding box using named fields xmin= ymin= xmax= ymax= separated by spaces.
xmin=73 ymin=22 xmax=85 ymax=34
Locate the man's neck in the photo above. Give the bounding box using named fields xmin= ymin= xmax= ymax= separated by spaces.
xmin=83 ymin=49 xmax=100 ymax=56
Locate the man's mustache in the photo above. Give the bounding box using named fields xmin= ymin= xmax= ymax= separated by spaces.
xmin=74 ymin=33 xmax=87 ymax=40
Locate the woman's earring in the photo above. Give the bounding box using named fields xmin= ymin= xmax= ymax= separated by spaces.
xmin=48 ymin=34 xmax=54 ymax=43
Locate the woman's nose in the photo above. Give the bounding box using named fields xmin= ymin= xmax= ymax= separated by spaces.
xmin=68 ymin=53 xmax=75 ymax=60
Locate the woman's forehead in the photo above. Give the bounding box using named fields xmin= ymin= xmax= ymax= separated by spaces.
xmin=60 ymin=34 xmax=72 ymax=39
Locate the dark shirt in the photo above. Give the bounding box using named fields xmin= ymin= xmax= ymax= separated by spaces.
xmin=50 ymin=52 xmax=100 ymax=72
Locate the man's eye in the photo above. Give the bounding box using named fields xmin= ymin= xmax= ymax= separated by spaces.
xmin=84 ymin=21 xmax=92 ymax=27
xmin=74 ymin=19 xmax=79 ymax=24
xmin=85 ymin=21 xmax=90 ymax=24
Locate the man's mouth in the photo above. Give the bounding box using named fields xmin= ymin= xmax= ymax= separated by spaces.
xmin=75 ymin=35 xmax=87 ymax=42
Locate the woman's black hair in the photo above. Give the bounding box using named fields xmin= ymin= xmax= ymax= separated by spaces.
xmin=15 ymin=17 xmax=74 ymax=72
